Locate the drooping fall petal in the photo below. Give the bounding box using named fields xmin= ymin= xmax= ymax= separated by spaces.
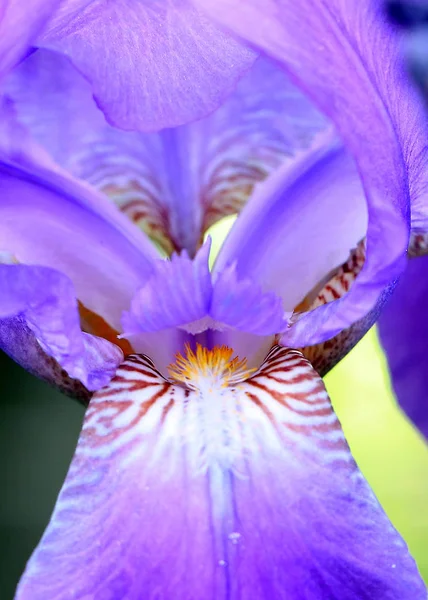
xmin=16 ymin=346 xmax=426 ymax=599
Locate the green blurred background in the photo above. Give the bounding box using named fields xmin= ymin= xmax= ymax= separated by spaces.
xmin=0 ymin=328 xmax=427 ymax=598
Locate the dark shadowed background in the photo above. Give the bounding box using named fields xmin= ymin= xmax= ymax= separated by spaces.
xmin=0 ymin=351 xmax=84 ymax=599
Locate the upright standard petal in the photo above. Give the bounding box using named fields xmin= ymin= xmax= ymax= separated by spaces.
xmin=0 ymin=265 xmax=123 ymax=390
xmin=0 ymin=0 xmax=62 ymax=79
xmin=378 ymin=256 xmax=428 ymax=439
xmin=36 ymin=0 xmax=256 ymax=131
xmin=193 ymin=0 xmax=428 ymax=347
xmin=214 ymin=135 xmax=368 ymax=341
xmin=16 ymin=346 xmax=425 ymax=599
xmin=4 ymin=50 xmax=325 ymax=255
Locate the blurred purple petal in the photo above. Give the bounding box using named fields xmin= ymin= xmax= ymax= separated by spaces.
xmin=0 ymin=157 xmax=158 ymax=332
xmin=16 ymin=347 xmax=425 ymax=599
xmin=214 ymin=136 xmax=368 ymax=346
xmin=378 ymin=256 xmax=428 ymax=439
xmin=0 ymin=265 xmax=123 ymax=390
xmin=4 ymin=50 xmax=325 ymax=255
xmin=36 ymin=0 xmax=256 ymax=131
xmin=194 ymin=0 xmax=428 ymax=348
xmin=387 ymin=0 xmax=428 ymax=28
xmin=0 ymin=0 xmax=62 ymax=78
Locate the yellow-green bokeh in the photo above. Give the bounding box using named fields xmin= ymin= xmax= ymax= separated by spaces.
xmin=326 ymin=328 xmax=428 ymax=582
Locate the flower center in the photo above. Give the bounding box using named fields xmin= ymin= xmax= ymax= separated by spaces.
xmin=168 ymin=343 xmax=255 ymax=390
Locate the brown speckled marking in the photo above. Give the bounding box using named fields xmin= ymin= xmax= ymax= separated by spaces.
xmin=298 ymin=240 xmax=368 ymax=376
xmin=409 ymin=230 xmax=428 ymax=257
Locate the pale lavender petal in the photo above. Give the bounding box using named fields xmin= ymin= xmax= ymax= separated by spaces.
xmin=0 ymin=265 xmax=123 ymax=390
xmin=3 ymin=50 xmax=325 ymax=255
xmin=211 ymin=264 xmax=290 ymax=335
xmin=214 ymin=136 xmax=368 ymax=332
xmin=37 ymin=0 xmax=256 ymax=131
xmin=0 ymin=0 xmax=62 ymax=78
xmin=16 ymin=347 xmax=425 ymax=599
xmin=195 ymin=0 xmax=428 ymax=347
xmin=124 ymin=239 xmax=290 ymax=339
xmin=122 ymin=242 xmax=212 ymax=335
xmin=378 ymin=256 xmax=428 ymax=439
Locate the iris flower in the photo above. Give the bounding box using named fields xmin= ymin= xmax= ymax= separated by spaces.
xmin=0 ymin=0 xmax=427 ymax=598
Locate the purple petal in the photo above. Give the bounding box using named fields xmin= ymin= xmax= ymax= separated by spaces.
xmin=0 ymin=265 xmax=123 ymax=390
xmin=4 ymin=50 xmax=325 ymax=255
xmin=0 ymin=0 xmax=62 ymax=78
xmin=194 ymin=0 xmax=428 ymax=347
xmin=214 ymin=136 xmax=368 ymax=345
xmin=36 ymin=0 xmax=256 ymax=131
xmin=16 ymin=347 xmax=425 ymax=599
xmin=2 ymin=50 xmax=106 ymax=168
xmin=0 ymin=155 xmax=158 ymax=333
xmin=378 ymin=256 xmax=428 ymax=439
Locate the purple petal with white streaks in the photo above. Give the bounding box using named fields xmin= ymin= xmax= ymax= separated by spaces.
xmin=15 ymin=347 xmax=426 ymax=599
